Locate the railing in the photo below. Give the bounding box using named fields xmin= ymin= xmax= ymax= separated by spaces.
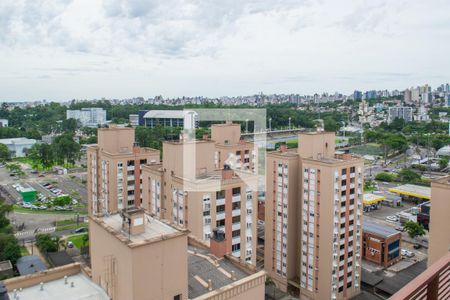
xmin=390 ymin=252 xmax=450 ymax=300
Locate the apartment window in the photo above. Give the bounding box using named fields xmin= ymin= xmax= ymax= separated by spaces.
xmin=174 ymin=295 xmax=181 ymax=300
xmin=339 ymin=286 xmax=344 ymax=293
xmin=232 ymin=202 xmax=240 ymax=210
xmin=140 ymin=159 xmax=147 ymax=165
xmin=342 ymin=168 xmax=347 ymax=175
xmin=216 ymin=220 xmax=225 ymax=227
xmin=216 ymin=205 xmax=225 ymax=213
xmin=216 ymin=190 xmax=225 ymax=199
xmin=232 ymin=230 xmax=240 ymax=237
xmin=232 ymin=187 xmax=241 ymax=195
xmin=232 ymin=216 xmax=240 ymax=223
xmin=127 ymin=160 xmax=134 ymax=166
xmin=350 ymin=166 xmax=355 ymax=173
xmin=347 ymin=281 xmax=352 ymax=288
xmin=232 ymin=243 xmax=241 ymax=252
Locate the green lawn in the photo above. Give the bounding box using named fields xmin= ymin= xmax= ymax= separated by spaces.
xmin=19 ymin=246 xmax=29 ymax=256
xmin=350 ymin=143 xmax=383 ymax=156
xmin=13 ymin=205 xmax=87 ymax=215
xmin=67 ymin=233 xmax=88 ymax=249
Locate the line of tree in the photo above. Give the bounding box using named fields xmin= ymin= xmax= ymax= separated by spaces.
xmin=0 ymin=197 xmax=22 ymax=266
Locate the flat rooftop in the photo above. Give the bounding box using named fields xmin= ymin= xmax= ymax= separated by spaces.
xmin=388 ymin=184 xmax=431 ymax=200
xmin=187 ymin=246 xmax=249 ymax=298
xmin=7 ymin=273 xmax=109 ymax=300
xmin=95 ymin=213 xmax=184 ymax=247
xmin=363 ymin=222 xmax=399 ymax=238
xmin=363 ymin=193 xmax=386 ymax=205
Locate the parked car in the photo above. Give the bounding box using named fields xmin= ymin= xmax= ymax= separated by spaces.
xmin=395 ymin=226 xmax=405 ymax=232
xmin=386 ymin=216 xmax=398 ymax=222
xmin=67 ymin=241 xmax=74 ymax=248
xmin=73 ymin=227 xmax=88 ymax=233
xmin=401 ymin=249 xmax=415 ymax=257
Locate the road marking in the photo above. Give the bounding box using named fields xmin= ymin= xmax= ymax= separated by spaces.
xmin=14 ymin=227 xmax=56 ymax=237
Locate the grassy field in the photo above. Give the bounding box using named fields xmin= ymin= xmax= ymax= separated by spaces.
xmin=67 ymin=233 xmax=88 ymax=249
xmin=350 ymin=143 xmax=383 ymax=156
xmin=13 ymin=205 xmax=87 ymax=215
xmin=55 ymin=219 xmax=87 ymax=232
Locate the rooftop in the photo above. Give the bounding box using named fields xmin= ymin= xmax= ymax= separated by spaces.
xmin=363 ymin=222 xmax=399 ymax=238
xmin=16 ymin=256 xmax=47 ymax=276
xmin=432 ymin=175 xmax=450 ymax=186
xmin=187 ymin=246 xmax=249 ymax=298
xmin=7 ymin=273 xmax=109 ymax=300
xmin=0 ymin=137 xmax=36 ymax=144
xmin=0 ymin=260 xmax=12 ymax=272
xmin=143 ymin=110 xmax=197 ymax=119
xmin=388 ymin=184 xmax=431 ymax=199
xmin=93 ymin=212 xmax=185 ymax=247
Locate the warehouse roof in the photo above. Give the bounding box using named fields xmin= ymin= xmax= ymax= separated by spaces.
xmin=363 ymin=222 xmax=399 ymax=238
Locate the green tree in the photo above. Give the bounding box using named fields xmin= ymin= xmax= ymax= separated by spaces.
xmin=404 ymin=221 xmax=426 ymax=239
xmin=35 ymin=234 xmax=59 ymax=253
xmin=28 ymin=143 xmax=55 ymax=170
xmin=52 ymin=134 xmax=81 ymax=165
xmin=0 ymin=143 xmax=10 ymax=162
xmin=398 ymin=168 xmax=421 ymax=183
xmin=375 ymin=172 xmax=396 ymax=182
xmin=0 ymin=198 xmax=21 ymax=264
xmin=438 ymin=157 xmax=449 ymax=170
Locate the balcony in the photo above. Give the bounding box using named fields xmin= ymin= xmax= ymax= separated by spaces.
xmin=216 ymin=211 xmax=225 ymax=220
xmin=390 ymin=252 xmax=450 ymax=300
xmin=232 ymin=209 xmax=241 ymax=217
xmin=232 ymin=195 xmax=241 ymax=203
xmin=216 ymin=197 xmax=225 ymax=206
xmin=232 ymin=222 xmax=241 ymax=231
xmin=232 ymin=236 xmax=240 ymax=245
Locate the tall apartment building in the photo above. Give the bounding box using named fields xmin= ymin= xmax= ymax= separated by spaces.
xmin=86 ymin=125 xmax=159 ymax=215
xmin=67 ymin=107 xmax=107 ymax=127
xmin=388 ymin=106 xmax=413 ymax=123
xmin=264 ymin=131 xmax=364 ymax=300
xmin=428 ymin=176 xmax=450 ymax=266
xmin=141 ymin=123 xmax=258 ymax=264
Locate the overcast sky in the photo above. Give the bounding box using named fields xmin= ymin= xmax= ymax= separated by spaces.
xmin=0 ymin=0 xmax=449 ymax=102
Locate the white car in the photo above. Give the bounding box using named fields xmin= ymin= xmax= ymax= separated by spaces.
xmin=386 ymin=216 xmax=398 ymax=222
xmin=401 ymin=249 xmax=414 ymax=257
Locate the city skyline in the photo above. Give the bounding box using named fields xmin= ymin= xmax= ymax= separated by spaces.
xmin=0 ymin=0 xmax=449 ymax=101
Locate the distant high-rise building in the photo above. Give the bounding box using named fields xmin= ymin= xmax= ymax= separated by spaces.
xmin=264 ymin=132 xmax=364 ymax=299
xmin=388 ymin=107 xmax=413 ymax=123
xmin=129 ymin=114 xmax=139 ymax=127
xmin=353 ymin=91 xmax=362 ymax=101
xmin=428 ymin=176 xmax=450 ymax=266
xmin=404 ymin=89 xmax=412 ymax=102
xmin=66 ymin=107 xmax=107 ymax=127
xmin=411 ymin=87 xmax=421 ymax=102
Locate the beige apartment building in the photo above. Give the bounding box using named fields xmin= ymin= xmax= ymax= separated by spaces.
xmin=89 ymin=207 xmax=265 ymax=300
xmin=141 ymin=130 xmax=258 ymax=264
xmin=86 ymin=125 xmax=159 ymax=215
xmin=428 ymin=176 xmax=450 ymax=266
xmin=265 ymin=131 xmax=364 ymax=300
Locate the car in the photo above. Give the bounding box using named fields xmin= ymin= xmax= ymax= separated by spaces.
xmin=73 ymin=227 xmax=88 ymax=233
xmin=413 ymin=244 xmax=421 ymax=249
xmin=67 ymin=241 xmax=74 ymax=248
xmin=386 ymin=216 xmax=398 ymax=222
xmin=395 ymin=226 xmax=404 ymax=232
xmin=401 ymin=249 xmax=415 ymax=257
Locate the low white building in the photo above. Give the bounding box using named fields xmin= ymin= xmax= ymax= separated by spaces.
xmin=437 ymin=145 xmax=450 ymax=157
xmin=0 ymin=138 xmax=36 ymax=157
xmin=66 ymin=108 xmax=107 ymax=127
xmin=0 ymin=119 xmax=8 ymax=127
xmin=143 ymin=110 xmax=199 ymax=129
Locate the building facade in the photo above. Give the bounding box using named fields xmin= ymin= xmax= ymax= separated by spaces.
xmin=362 ymin=222 xmax=401 ymax=268
xmin=264 ymin=132 xmax=364 ymax=300
xmin=86 ymin=126 xmax=159 ymax=215
xmin=428 ymin=176 xmax=450 ymax=266
xmin=141 ymin=123 xmax=258 ymax=264
xmin=67 ymin=107 xmax=107 ymax=127
xmin=143 ymin=110 xmax=199 ymax=129
xmin=0 ymin=119 xmax=8 ymax=127
xmin=0 ymin=137 xmax=36 ymax=158
xmin=388 ymin=107 xmax=413 ymax=123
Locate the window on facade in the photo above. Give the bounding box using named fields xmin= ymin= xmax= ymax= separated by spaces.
xmin=140 ymin=159 xmax=147 ymax=165
xmin=232 ymin=216 xmax=240 ymax=224
xmin=232 ymin=230 xmax=240 ymax=237
xmin=216 ymin=190 xmax=225 ymax=199
xmin=350 ymin=166 xmax=355 ymax=173
xmin=216 ymin=220 xmax=225 ymax=227
xmin=174 ymin=294 xmax=181 ymax=300
xmin=342 ymin=168 xmax=347 ymax=175
xmin=232 ymin=187 xmax=241 ymax=195
xmin=216 ymin=205 xmax=225 ymax=213
xmin=127 ymin=160 xmax=134 ymax=166
xmin=232 ymin=202 xmax=240 ymax=210
xmin=232 ymin=243 xmax=241 ymax=252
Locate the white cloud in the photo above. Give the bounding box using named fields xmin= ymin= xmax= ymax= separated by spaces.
xmin=0 ymin=0 xmax=449 ymax=100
